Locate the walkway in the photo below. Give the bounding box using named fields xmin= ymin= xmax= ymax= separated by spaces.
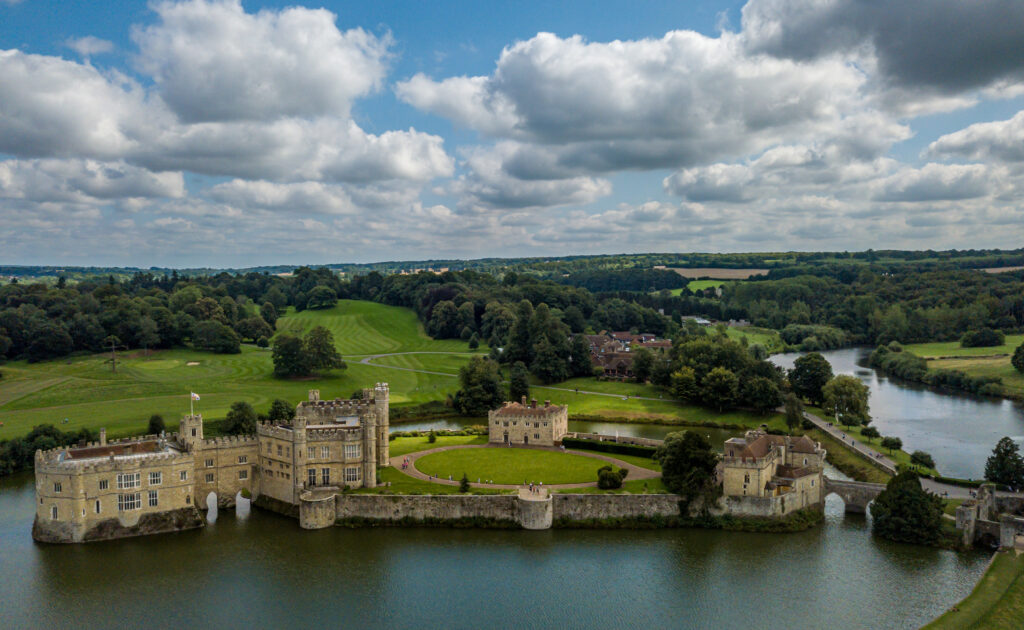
xmin=797 ymin=409 xmax=899 ymax=475
xmin=389 ymin=443 xmax=661 ymax=490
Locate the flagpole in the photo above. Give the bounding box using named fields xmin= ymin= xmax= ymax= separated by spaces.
xmin=190 ymin=393 xmax=194 ymax=417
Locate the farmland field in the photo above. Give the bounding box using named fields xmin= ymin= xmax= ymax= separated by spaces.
xmin=687 ymin=279 xmax=726 ymax=291
xmin=666 ymin=267 xmax=768 ymax=279
xmin=905 ymin=335 xmax=1024 ymax=358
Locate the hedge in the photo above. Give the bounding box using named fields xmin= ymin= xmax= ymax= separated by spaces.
xmin=561 ymin=437 xmax=657 ymax=459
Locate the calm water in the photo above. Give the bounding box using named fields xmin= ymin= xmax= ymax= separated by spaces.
xmin=772 ymin=348 xmax=1024 ymax=479
xmin=0 ymin=473 xmax=987 ymax=630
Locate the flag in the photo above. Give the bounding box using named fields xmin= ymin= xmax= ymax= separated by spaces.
xmin=191 ymin=392 xmax=201 ymax=401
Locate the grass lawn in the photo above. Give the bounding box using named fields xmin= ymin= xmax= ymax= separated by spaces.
xmin=388 ymin=435 xmax=487 ymax=458
xmin=806 ymin=429 xmax=891 ymax=484
xmin=906 ymin=335 xmax=1024 ymax=359
xmin=687 ymin=280 xmax=726 ymax=292
xmin=926 ymin=356 xmax=1024 ymax=399
xmin=557 ymin=477 xmax=669 ymax=494
xmin=355 ymin=466 xmax=512 ymax=495
xmin=925 ymin=551 xmax=1024 ymax=629
xmin=943 ymin=498 xmax=965 ymax=516
xmin=414 ymin=447 xmax=620 ymax=485
xmin=725 ymin=326 xmax=785 ymax=353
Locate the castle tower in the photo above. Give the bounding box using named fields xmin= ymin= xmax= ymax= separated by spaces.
xmin=179 ymin=414 xmax=203 ymax=451
xmin=375 ymin=383 xmax=389 ymax=465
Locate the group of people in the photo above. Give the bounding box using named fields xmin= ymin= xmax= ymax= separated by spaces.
xmin=525 ymin=481 xmax=544 ymax=494
xmin=400 ymin=456 xmax=411 ymax=470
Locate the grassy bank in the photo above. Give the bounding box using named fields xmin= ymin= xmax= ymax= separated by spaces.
xmin=906 ymin=335 xmax=1024 ymax=359
xmin=806 ymin=428 xmax=891 ymax=484
xmin=925 ymin=551 xmax=1024 ymax=629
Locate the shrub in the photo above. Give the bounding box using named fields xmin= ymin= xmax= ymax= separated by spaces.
xmin=428 ymin=430 xmax=437 ymax=444
xmin=596 ymin=465 xmax=629 ymax=489
xmin=960 ymin=328 xmax=1005 ymax=348
xmin=255 ymin=336 xmax=269 ymax=348
xmin=459 ymin=473 xmax=471 ymax=493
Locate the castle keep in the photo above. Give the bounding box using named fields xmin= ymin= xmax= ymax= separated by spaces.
xmin=32 ymin=384 xmax=389 ymax=543
xmin=720 ymin=430 xmax=826 ymax=517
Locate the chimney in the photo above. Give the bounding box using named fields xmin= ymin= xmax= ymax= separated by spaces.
xmin=99 ymin=428 xmax=107 ymax=446
xmin=521 ymin=395 xmax=527 ymax=406
xmin=544 ymin=400 xmax=550 ymax=407
xmin=530 ymin=399 xmax=537 ymax=408
xmin=309 ymin=390 xmax=320 ymax=402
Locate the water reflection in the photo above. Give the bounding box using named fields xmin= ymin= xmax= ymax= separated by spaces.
xmin=206 ymin=492 xmax=218 ymax=523
xmin=772 ymin=348 xmax=1024 ymax=478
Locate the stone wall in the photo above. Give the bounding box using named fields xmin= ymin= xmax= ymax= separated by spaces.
xmin=552 ymin=494 xmax=680 ymax=521
xmin=563 ymin=433 xmax=663 ymax=448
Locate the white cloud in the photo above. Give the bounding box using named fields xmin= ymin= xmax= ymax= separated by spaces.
xmin=0 ymin=159 xmax=185 ymax=203
xmin=134 ymin=0 xmax=391 ymax=123
xmin=65 ymin=36 xmax=114 ymax=57
xmin=927 ymin=111 xmax=1024 ymax=163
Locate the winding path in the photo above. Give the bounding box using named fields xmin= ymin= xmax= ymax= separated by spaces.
xmin=389 ymin=443 xmax=661 ymax=490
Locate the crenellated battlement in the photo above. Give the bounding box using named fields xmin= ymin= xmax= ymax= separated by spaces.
xmin=199 ymin=434 xmax=259 ymax=449
xmin=306 ymin=427 xmax=362 ymax=441
xmin=257 ymin=423 xmax=294 ymax=440
xmin=35 ymin=447 xmax=194 ymax=475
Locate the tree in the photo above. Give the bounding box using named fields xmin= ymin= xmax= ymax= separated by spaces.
xmin=985 ymin=437 xmax=1024 ymax=488
xmin=670 ymin=367 xmax=698 ymax=400
xmin=224 ymin=401 xmax=257 ymax=435
xmin=597 ymin=465 xmax=629 ymax=489
xmin=260 ymin=302 xmax=278 ymax=329
xmin=304 ymin=326 xmax=345 ymax=373
xmin=654 ymin=431 xmax=719 ymax=509
xmin=1012 ymin=342 xmax=1024 ymax=374
xmin=961 ymin=328 xmax=1005 ymax=348
xmin=267 ymin=399 xmax=295 ymax=423
xmin=822 ymin=375 xmax=870 ymax=427
xmin=305 ymin=285 xmax=337 ymax=310
xmin=789 ymin=352 xmax=833 ymax=404
xmin=235 ymin=316 xmax=273 ymax=343
xmin=191 ymin=320 xmax=241 ymax=354
xmin=272 ymin=334 xmax=309 ymax=378
xmin=137 ymin=317 xmax=160 ymax=355
xmin=26 ymin=323 xmax=74 ymax=362
xmin=468 ymin=333 xmax=480 ymax=349
xmin=563 ymin=305 xmax=586 ymax=333
xmin=631 ymin=347 xmax=654 ymax=383
xmin=509 ymin=361 xmax=530 ymax=403
xmin=870 ymin=471 xmax=944 ymax=545
xmin=530 ymin=336 xmax=569 ymax=384
xmin=452 ymin=356 xmax=504 ymax=416
xmin=147 ymin=414 xmax=165 ymax=435
xmin=701 ymin=367 xmax=738 ymax=412
xmin=568 ymin=334 xmax=594 ymax=377
xmin=427 ymin=300 xmax=460 ymax=339
xmin=861 ymin=426 xmax=880 ymax=441
xmin=505 ymin=300 xmax=534 ymax=365
xmin=741 ymin=376 xmax=783 ymax=415
xmin=910 ymin=451 xmax=935 ymax=470
xmin=784 ymin=392 xmax=804 ymax=432
xmin=459 ymin=473 xmax=471 ymax=493
xmin=428 ymin=429 xmax=437 ymax=444
xmin=881 ymin=436 xmax=902 ymax=453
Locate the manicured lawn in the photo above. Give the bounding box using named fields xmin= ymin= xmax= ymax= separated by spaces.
xmin=926 ymin=551 xmax=1024 ymax=629
xmin=388 ymin=435 xmax=487 ymax=458
xmin=906 ymin=335 xmax=1024 ymax=359
xmin=414 ymin=447 xmax=621 ymax=485
xmin=687 ymin=279 xmax=726 ymax=292
xmin=354 ymin=466 xmax=511 ymax=495
xmin=557 ymin=477 xmax=669 ymax=494
xmin=806 ymin=429 xmax=891 ymax=484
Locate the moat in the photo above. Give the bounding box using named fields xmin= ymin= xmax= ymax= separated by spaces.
xmin=0 ymin=470 xmax=988 ymax=629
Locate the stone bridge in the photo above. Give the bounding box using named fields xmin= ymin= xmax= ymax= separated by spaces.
xmin=823 ymin=477 xmax=886 ymax=513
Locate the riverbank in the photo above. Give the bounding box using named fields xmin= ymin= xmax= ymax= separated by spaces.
xmin=925 ymin=551 xmax=1024 ymax=629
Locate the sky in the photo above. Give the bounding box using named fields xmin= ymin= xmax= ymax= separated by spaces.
xmin=1 ymin=0 xmax=1023 ymax=268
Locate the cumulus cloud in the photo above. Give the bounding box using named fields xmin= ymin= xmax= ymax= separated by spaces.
xmin=871 ymin=164 xmax=998 ymax=202
xmin=0 ymin=159 xmax=185 ymax=203
xmin=65 ymin=36 xmax=115 ymax=57
xmin=927 ymin=111 xmax=1024 ymax=163
xmin=134 ymin=0 xmax=391 ymax=123
xmin=741 ymin=0 xmax=1024 ymax=95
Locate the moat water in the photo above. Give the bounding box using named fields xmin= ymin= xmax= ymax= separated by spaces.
xmin=771 ymin=348 xmax=1024 ymax=479
xmin=0 ymin=470 xmax=988 ymax=630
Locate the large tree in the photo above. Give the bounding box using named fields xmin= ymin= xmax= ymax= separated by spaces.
xmin=235 ymin=316 xmax=273 ymax=343
xmin=568 ymin=334 xmax=594 ymax=377
xmin=453 ymin=356 xmax=504 ymax=416
xmin=784 ymin=392 xmax=804 ymax=432
xmin=224 ymin=401 xmax=258 ymax=435
xmin=267 ymin=399 xmax=295 ymax=423
xmin=304 ymin=325 xmax=346 ymax=372
xmin=870 ymin=471 xmax=944 ymax=545
xmin=985 ymin=437 xmax=1024 ymax=488
xmin=1012 ymin=342 xmax=1024 ymax=374
xmin=305 ymin=285 xmax=337 ymax=310
xmin=508 ymin=361 xmax=530 ymax=403
xmin=192 ymin=320 xmax=241 ymax=354
xmin=822 ymin=375 xmax=871 ymax=427
xmin=670 ymin=366 xmax=698 ymax=401
xmin=530 ymin=336 xmax=569 ymax=384
xmin=654 ymin=431 xmax=719 ymax=510
xmin=271 ymin=334 xmax=309 ymax=378
xmin=789 ymin=352 xmax=833 ymax=404
xmin=505 ymin=300 xmax=534 ymax=365
xmin=631 ymin=347 xmax=655 ymax=383
xmin=701 ymin=366 xmax=738 ymax=412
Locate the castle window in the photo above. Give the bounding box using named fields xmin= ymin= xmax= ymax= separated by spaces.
xmin=117 ymin=472 xmax=140 ymax=490
xmin=149 ymin=471 xmax=162 ymax=486
xmin=51 ymin=506 xmax=58 ymax=520
xmin=186 ymin=495 xmax=191 ymax=505
xmin=148 ymin=491 xmax=158 ymax=507
xmin=744 ymin=474 xmax=750 ymax=484
xmin=307 ymin=447 xmax=316 ymax=459
xmin=99 ymin=479 xmax=109 ymax=490
xmin=345 ymin=444 xmax=360 ymax=459
xmin=321 ymin=446 xmax=329 ymax=458
xmin=534 ymin=434 xmax=540 ymax=439
xmin=238 ymin=455 xmax=247 ymax=464
xmin=95 ymin=500 xmax=101 ymax=514
xmin=191 ymin=428 xmax=197 ymax=437
xmin=344 ymin=467 xmax=360 ymax=482
xmin=308 ymin=469 xmax=317 ymax=487
xmin=811 ymin=479 xmax=815 ymax=487
xmin=321 ymin=468 xmax=330 ymax=485
xmin=544 ymin=422 xmax=548 ymax=427
xmin=53 ymin=482 xmax=62 ymax=493
xmin=180 ymin=470 xmax=187 ymax=481
xmin=503 ymin=422 xmax=509 ymax=427
xmin=118 ymin=493 xmax=141 ymax=511
xmin=277 ymin=445 xmax=282 ymax=456
xmin=803 ymin=458 xmax=808 ymax=466
xmin=286 ymin=447 xmax=291 ymax=457
xmin=239 ymin=470 xmax=248 ymax=480
xmin=205 ymin=473 xmax=214 ymax=483
xmin=205 ymin=458 xmax=214 ymax=467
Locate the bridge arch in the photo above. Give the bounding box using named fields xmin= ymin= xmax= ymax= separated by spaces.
xmin=823 ymin=478 xmax=886 ymax=514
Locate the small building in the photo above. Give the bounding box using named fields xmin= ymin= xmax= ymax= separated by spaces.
xmin=720 ymin=430 xmax=826 ymax=516
xmin=489 ymin=397 xmax=568 ymax=446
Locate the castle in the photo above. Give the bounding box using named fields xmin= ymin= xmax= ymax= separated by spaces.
xmin=32 ymin=384 xmax=389 ymax=543
xmin=488 ymin=397 xmax=568 ymax=446
xmin=720 ymin=430 xmax=826 ymax=516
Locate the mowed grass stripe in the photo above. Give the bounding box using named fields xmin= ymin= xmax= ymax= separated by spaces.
xmin=414 ymin=447 xmax=613 ymax=485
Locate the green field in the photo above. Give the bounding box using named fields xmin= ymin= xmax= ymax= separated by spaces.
xmin=926 ymin=552 xmax=1024 ymax=629
xmin=687 ymin=279 xmax=726 ymax=292
xmin=414 ymin=447 xmax=628 ymax=485
xmin=926 ymin=356 xmax=1024 ymax=399
xmin=906 ymin=335 xmax=1024 ymax=358
xmin=0 ymin=300 xmax=481 ymax=440
xmin=725 ymin=326 xmax=785 ymax=353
